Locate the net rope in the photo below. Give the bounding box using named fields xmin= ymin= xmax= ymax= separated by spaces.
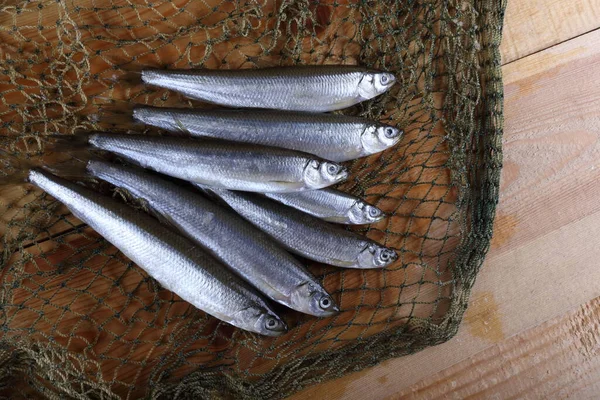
xmin=0 ymin=0 xmax=505 ymax=397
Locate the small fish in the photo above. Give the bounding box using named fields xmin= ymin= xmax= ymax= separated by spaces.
xmin=87 ymin=160 xmax=338 ymax=317
xmin=25 ymin=169 xmax=287 ymax=336
xmin=203 ymin=188 xmax=398 ymax=269
xmin=53 ymin=134 xmax=348 ymax=193
xmin=141 ymin=66 xmax=396 ymax=112
xmin=263 ymin=188 xmax=385 ymax=225
xmin=133 ymin=107 xmax=403 ymax=162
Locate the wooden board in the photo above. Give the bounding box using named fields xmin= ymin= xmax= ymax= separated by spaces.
xmin=289 ymin=25 xmax=600 ymax=400
xmin=3 ymin=0 xmax=600 ymax=397
xmin=400 ymin=297 xmax=600 ymax=398
xmin=500 ymin=0 xmax=600 ymax=64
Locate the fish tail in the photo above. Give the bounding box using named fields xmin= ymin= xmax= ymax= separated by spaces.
xmin=42 ymin=132 xmax=99 ymax=169
xmin=95 ymin=104 xmax=140 ymax=128
xmin=0 ymin=148 xmax=37 ymax=185
xmin=97 ymin=70 xmax=143 ymax=86
xmin=119 ymin=71 xmax=143 ymax=85
xmin=140 ymin=69 xmax=162 ymax=85
xmin=44 ymin=132 xmax=92 ymax=153
xmin=43 ymin=157 xmax=94 ymax=179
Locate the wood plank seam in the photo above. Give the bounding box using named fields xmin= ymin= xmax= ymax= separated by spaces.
xmin=502 ymin=26 xmax=600 ymax=67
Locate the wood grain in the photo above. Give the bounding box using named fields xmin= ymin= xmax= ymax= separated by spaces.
xmin=2 ymin=0 xmax=599 ymax=397
xmin=288 ymin=26 xmax=600 ymax=400
xmin=290 ymin=210 xmax=600 ymax=400
xmin=400 ymin=297 xmax=600 ymax=399
xmin=500 ymin=0 xmax=600 ymax=64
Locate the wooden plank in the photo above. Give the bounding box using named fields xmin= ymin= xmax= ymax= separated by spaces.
xmin=288 ymin=27 xmax=600 ymax=400
xmin=399 ymin=296 xmax=600 ymax=399
xmin=290 ymin=210 xmax=600 ymax=400
xmin=493 ymin=28 xmax=600 ymax=256
xmin=500 ymin=0 xmax=600 ymax=64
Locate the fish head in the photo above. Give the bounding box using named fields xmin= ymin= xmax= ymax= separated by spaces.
xmin=348 ymin=200 xmax=385 ymax=224
xmin=290 ymin=282 xmax=339 ymax=317
xmin=357 ymin=242 xmax=398 ymax=269
xmin=303 ymin=160 xmax=348 ymax=189
xmin=357 ymin=72 xmax=396 ymax=100
xmin=235 ymin=306 xmax=287 ymax=337
xmin=360 ymin=124 xmax=403 ymax=154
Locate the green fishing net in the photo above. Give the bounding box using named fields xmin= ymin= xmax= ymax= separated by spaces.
xmin=0 ymin=0 xmax=505 ymax=397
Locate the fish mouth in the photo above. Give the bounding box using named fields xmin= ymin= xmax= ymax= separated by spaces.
xmin=314 ymin=302 xmax=339 ymax=318
xmin=389 ymin=130 xmax=403 ymax=145
xmin=262 ymin=328 xmax=287 ymax=337
xmin=372 ymin=215 xmax=385 ymax=223
xmin=336 ymin=167 xmax=349 ymax=182
xmin=385 ymin=74 xmax=397 ymax=87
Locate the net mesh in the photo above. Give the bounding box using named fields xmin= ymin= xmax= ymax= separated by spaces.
xmin=0 ymin=0 xmax=505 ymax=397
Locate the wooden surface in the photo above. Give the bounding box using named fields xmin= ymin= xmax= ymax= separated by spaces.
xmin=290 ymin=0 xmax=600 ymax=398
xmin=2 ymin=0 xmax=599 ymax=397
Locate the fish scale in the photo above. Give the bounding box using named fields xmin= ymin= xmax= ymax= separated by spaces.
xmin=28 ymin=169 xmax=286 ymax=336
xmin=84 ymin=133 xmax=348 ymax=192
xmin=87 ymin=160 xmax=338 ymax=317
xmin=263 ymin=188 xmax=386 ymax=225
xmin=132 ymin=107 xmax=402 ymax=162
xmin=205 ymin=188 xmax=399 ymax=269
xmin=141 ymin=66 xmax=396 ymax=112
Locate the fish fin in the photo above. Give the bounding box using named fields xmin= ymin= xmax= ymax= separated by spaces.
xmin=97 ymin=70 xmax=143 ymax=86
xmin=93 ymin=103 xmax=140 ymax=128
xmin=173 ymin=117 xmax=193 ymax=136
xmin=143 ymin=201 xmax=181 ymax=232
xmin=0 ymin=148 xmax=37 ymax=185
xmin=193 ymin=183 xmax=217 ymax=197
xmin=322 ymin=216 xmax=349 ymax=224
xmin=44 ymin=158 xmax=92 ymax=179
xmin=193 ymin=184 xmax=231 ymax=207
xmin=266 ymin=181 xmax=304 ymax=191
xmin=44 ymin=132 xmax=92 ymax=153
xmin=42 ymin=133 xmax=96 ymax=166
xmin=119 ymin=71 xmax=143 ymax=85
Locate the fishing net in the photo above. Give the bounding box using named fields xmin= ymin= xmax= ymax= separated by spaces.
xmin=0 ymin=0 xmax=505 ymax=397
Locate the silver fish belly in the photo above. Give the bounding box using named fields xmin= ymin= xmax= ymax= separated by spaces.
xmin=264 ymin=188 xmax=386 ymax=225
xmin=141 ymin=66 xmax=396 ymax=112
xmin=133 ymin=107 xmax=402 ymax=162
xmin=86 ymin=134 xmax=348 ymax=192
xmin=28 ymin=169 xmax=286 ymax=336
xmin=204 ymin=188 xmax=398 ymax=269
xmin=87 ymin=160 xmax=338 ymax=317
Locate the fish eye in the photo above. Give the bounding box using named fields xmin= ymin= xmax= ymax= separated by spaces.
xmin=368 ymin=207 xmax=381 ymax=217
xmin=327 ymin=164 xmax=338 ymax=174
xmin=380 ymin=74 xmax=389 ymax=84
xmin=319 ymin=296 xmax=332 ymax=309
xmin=379 ymin=249 xmax=397 ymax=262
xmin=384 ymin=127 xmax=397 ymax=138
xmin=266 ymin=318 xmax=278 ymax=329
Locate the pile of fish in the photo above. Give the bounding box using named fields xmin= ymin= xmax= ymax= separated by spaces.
xmin=28 ymin=66 xmax=402 ymax=336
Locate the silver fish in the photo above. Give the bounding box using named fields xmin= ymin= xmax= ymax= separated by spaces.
xmin=87 ymin=160 xmax=338 ymax=317
xmin=27 ymin=169 xmax=287 ymax=336
xmin=204 ymin=188 xmax=398 ymax=269
xmin=80 ymin=134 xmax=348 ymax=192
xmin=141 ymin=66 xmax=396 ymax=112
xmin=133 ymin=107 xmax=403 ymax=162
xmin=264 ymin=189 xmax=385 ymax=225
